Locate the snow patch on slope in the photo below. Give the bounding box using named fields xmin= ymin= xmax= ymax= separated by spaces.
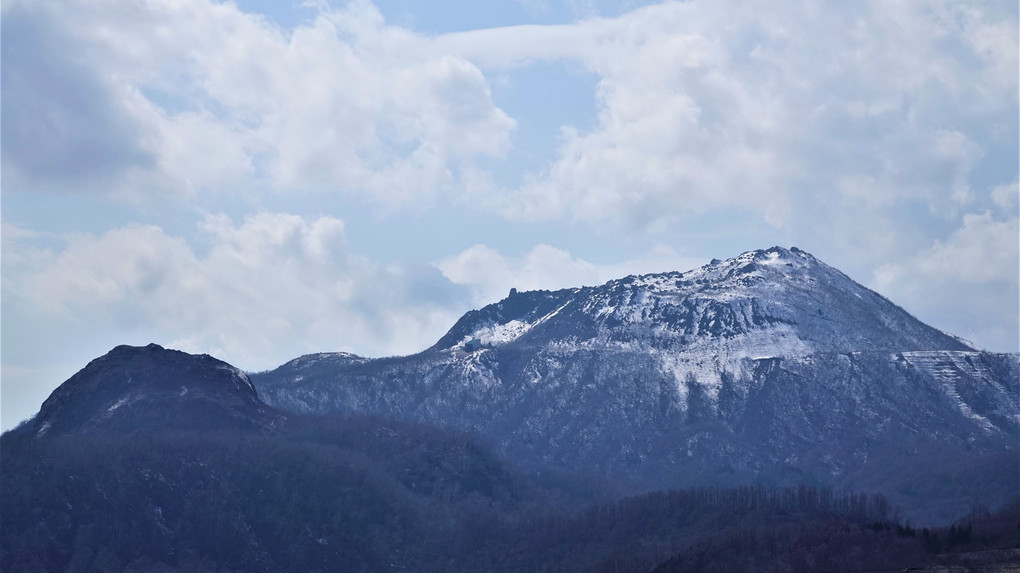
xmin=107 ymin=396 xmax=130 ymax=412
xmin=466 ymin=300 xmax=573 ymax=346
xmin=476 ymin=319 xmax=534 ymax=345
xmin=900 ymin=351 xmax=1010 ymax=434
xmin=655 ymin=324 xmax=815 ymax=402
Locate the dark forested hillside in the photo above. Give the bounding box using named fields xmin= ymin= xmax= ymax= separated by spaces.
xmin=649 ymin=502 xmax=1020 ymax=573
xmin=4 ymin=418 xmax=1018 ymax=573
xmin=0 ymin=414 xmax=583 ymax=572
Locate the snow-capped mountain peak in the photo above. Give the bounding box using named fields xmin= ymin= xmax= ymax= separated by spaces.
xmin=436 ymin=246 xmax=971 ymax=358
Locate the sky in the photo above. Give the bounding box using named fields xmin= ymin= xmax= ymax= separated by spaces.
xmin=2 ymin=0 xmax=1017 ymax=430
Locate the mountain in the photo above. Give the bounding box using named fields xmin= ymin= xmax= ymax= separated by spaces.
xmin=20 ymin=343 xmax=286 ymax=437
xmin=2 ymin=344 xmax=592 ymax=571
xmin=252 ymin=247 xmax=1019 ymax=521
xmin=3 ymin=246 xmax=1018 ymax=571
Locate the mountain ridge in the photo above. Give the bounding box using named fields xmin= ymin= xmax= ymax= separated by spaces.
xmin=434 ymin=246 xmax=972 ymax=355
xmin=248 ymin=246 xmax=1016 ymax=522
xmin=9 ymin=246 xmax=1017 ymax=524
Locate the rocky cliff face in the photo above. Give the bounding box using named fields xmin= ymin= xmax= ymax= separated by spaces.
xmin=252 ymin=247 xmax=1018 ymax=517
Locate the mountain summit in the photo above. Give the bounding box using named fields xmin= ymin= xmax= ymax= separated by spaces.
xmin=435 ymin=246 xmax=971 ymax=356
xmin=253 ymin=246 xmax=1017 ymax=520
xmin=25 ymin=343 xmax=284 ymax=437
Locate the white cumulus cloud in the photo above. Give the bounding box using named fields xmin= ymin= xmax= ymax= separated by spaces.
xmin=873 ymin=211 xmax=1020 ymax=351
xmin=4 ymin=213 xmax=470 ymax=369
xmin=443 ymin=1 xmax=1018 ymax=245
xmin=1 ymin=0 xmax=515 ymax=205
xmin=436 ymin=242 xmax=706 ymax=306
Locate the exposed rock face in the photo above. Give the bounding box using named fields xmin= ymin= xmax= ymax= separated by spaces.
xmin=252 ymin=247 xmax=1018 ymax=517
xmin=27 ymin=343 xmax=285 ymax=437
